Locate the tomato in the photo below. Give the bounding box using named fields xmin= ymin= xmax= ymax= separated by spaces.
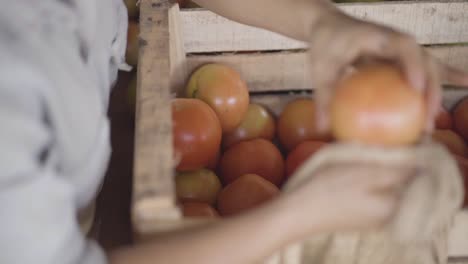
xmin=219 ymin=139 xmax=285 ymax=186
xmin=206 ymin=149 xmax=220 ymax=171
xmin=277 ymin=98 xmax=329 ymax=151
xmin=286 ymin=141 xmax=327 ymax=178
xmin=330 ymin=63 xmax=426 ymax=146
xmin=432 ymin=129 xmax=467 ymax=156
xmin=453 ymin=97 xmax=468 ymax=141
xmin=217 ymin=174 xmax=280 ymax=216
xmin=181 ymin=202 xmax=219 ymax=218
xmin=186 ymin=64 xmax=250 ymax=133
xmin=126 ymin=21 xmax=139 ymax=67
xmin=172 ymin=99 xmax=222 ymax=171
xmin=175 ymin=169 xmax=222 ymax=205
xmin=435 ymin=106 xmax=453 ymax=130
xmin=223 ymin=103 xmax=275 ymax=148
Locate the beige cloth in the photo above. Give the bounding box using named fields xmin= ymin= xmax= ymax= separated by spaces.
xmin=280 ymin=142 xmax=464 ymax=264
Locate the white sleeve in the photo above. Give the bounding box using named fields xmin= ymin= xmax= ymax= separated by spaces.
xmin=0 ymin=64 xmax=107 ymax=264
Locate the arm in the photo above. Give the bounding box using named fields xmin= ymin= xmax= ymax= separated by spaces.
xmin=110 ymin=163 xmax=414 ymax=264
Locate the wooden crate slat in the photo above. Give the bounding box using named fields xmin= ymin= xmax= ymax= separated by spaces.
xmin=185 ymin=45 xmax=468 ymax=92
xmin=133 ymin=0 xmax=181 ymax=233
xmin=181 ymin=1 xmax=468 ymax=53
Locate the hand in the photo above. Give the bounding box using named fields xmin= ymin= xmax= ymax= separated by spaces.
xmin=308 ymin=11 xmax=468 ymax=133
xmin=282 ymin=162 xmax=416 ymax=238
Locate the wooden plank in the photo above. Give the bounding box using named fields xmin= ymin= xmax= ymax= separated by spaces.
xmin=132 ymin=0 xmax=181 ymax=235
xmin=185 ymin=45 xmax=468 ymax=92
xmin=181 ymin=1 xmax=468 ymax=53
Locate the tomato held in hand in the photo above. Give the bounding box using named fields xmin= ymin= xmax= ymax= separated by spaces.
xmin=172 ymin=99 xmax=222 ymax=171
xmin=181 ymin=202 xmax=220 ymax=218
xmin=175 ymin=169 xmax=222 ymax=205
xmin=186 ymin=64 xmax=250 ymax=133
xmin=223 ymin=103 xmax=275 ymax=148
xmin=277 ymin=98 xmax=329 ymax=151
xmin=126 ymin=21 xmax=139 ymax=67
xmin=217 ymin=174 xmax=280 ymax=216
xmin=219 ymin=139 xmax=285 ymax=186
xmin=330 ymin=63 xmax=426 ymax=146
xmin=286 ymin=141 xmax=327 ymax=178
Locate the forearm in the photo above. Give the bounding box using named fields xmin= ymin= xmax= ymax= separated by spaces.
xmin=109 ymin=197 xmax=318 ymax=264
xmin=192 ymin=0 xmax=340 ymax=42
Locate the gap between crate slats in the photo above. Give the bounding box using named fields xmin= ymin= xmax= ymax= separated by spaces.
xmin=184 ymin=45 xmax=468 ymax=93
xmin=181 ymin=1 xmax=468 ymax=53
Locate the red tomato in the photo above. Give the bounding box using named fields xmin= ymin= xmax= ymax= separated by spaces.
xmin=286 ymin=141 xmax=327 ymax=178
xmin=435 ymin=106 xmax=453 ymax=130
xmin=277 ymin=98 xmax=330 ymax=151
xmin=223 ymin=103 xmax=275 ymax=148
xmin=330 ymin=63 xmax=426 ymax=146
xmin=175 ymin=169 xmax=222 ymax=205
xmin=453 ymin=97 xmax=468 ymax=141
xmin=186 ymin=64 xmax=250 ymax=133
xmin=219 ymin=139 xmax=285 ymax=186
xmin=181 ymin=202 xmax=219 ymax=218
xmin=172 ymin=99 xmax=222 ymax=171
xmin=432 ymin=129 xmax=468 ymax=156
xmin=217 ymin=174 xmax=280 ymax=216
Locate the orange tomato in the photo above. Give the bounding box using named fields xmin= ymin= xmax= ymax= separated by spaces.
xmin=330 ymin=63 xmax=426 ymax=146
xmin=217 ymin=174 xmax=280 ymax=216
xmin=186 ymin=64 xmax=250 ymax=133
xmin=219 ymin=139 xmax=285 ymax=186
xmin=126 ymin=21 xmax=139 ymax=67
xmin=286 ymin=141 xmax=327 ymax=178
xmin=223 ymin=103 xmax=275 ymax=148
xmin=181 ymin=202 xmax=219 ymax=218
xmin=175 ymin=169 xmax=222 ymax=205
xmin=277 ymin=98 xmax=329 ymax=151
xmin=172 ymin=99 xmax=222 ymax=171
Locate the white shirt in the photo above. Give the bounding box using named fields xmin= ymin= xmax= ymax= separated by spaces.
xmin=0 ymin=0 xmax=128 ymax=263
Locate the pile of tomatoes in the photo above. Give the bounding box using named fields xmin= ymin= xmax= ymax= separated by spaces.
xmin=173 ymin=64 xmax=335 ymax=218
xmin=173 ymin=63 xmax=468 ymax=218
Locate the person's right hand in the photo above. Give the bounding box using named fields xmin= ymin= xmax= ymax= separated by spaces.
xmin=281 ymin=162 xmax=417 ymax=239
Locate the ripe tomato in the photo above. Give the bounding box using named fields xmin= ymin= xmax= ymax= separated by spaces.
xmin=435 ymin=106 xmax=453 ymax=130
xmin=172 ymin=99 xmax=222 ymax=171
xmin=223 ymin=103 xmax=275 ymax=148
xmin=277 ymin=98 xmax=329 ymax=151
xmin=217 ymin=174 xmax=280 ymax=216
xmin=126 ymin=21 xmax=139 ymax=67
xmin=181 ymin=202 xmax=219 ymax=218
xmin=175 ymin=169 xmax=222 ymax=205
xmin=432 ymin=130 xmax=468 ymax=156
xmin=330 ymin=63 xmax=426 ymax=146
xmin=286 ymin=141 xmax=327 ymax=178
xmin=186 ymin=64 xmax=250 ymax=133
xmin=219 ymin=139 xmax=285 ymax=186
xmin=453 ymin=97 xmax=468 ymax=141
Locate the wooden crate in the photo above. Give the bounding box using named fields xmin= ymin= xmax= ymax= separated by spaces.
xmin=132 ymin=0 xmax=468 ymax=262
